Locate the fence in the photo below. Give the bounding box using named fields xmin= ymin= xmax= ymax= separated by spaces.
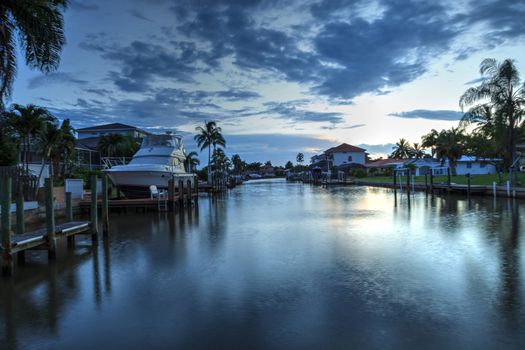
xmin=0 ymin=166 xmax=38 ymax=201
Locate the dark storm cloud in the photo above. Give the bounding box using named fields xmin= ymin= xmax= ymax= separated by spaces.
xmin=101 ymin=41 xmax=201 ymax=91
xmin=312 ymin=1 xmax=460 ymax=99
xmin=263 ymin=101 xmax=345 ymax=124
xmin=28 ymin=72 xmax=88 ymax=89
xmin=389 ymin=110 xmax=463 ymax=121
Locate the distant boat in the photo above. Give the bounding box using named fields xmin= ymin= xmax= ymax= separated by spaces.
xmin=106 ymin=132 xmax=194 ymax=197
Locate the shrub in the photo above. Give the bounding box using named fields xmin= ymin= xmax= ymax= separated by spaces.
xmin=353 ymin=168 xmax=367 ymax=178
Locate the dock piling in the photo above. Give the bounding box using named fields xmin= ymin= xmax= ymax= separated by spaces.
xmin=45 ymin=178 xmax=57 ymax=260
xmin=66 ymin=192 xmax=75 ymax=248
xmin=102 ymin=175 xmax=109 ymax=236
xmin=467 ymin=174 xmax=471 ymax=197
xmin=1 ymin=177 xmax=14 ymax=276
xmin=186 ymin=179 xmax=192 ymax=204
xmin=178 ymin=180 xmax=184 ymax=206
xmin=90 ymin=175 xmax=99 ymax=243
xmin=16 ymin=185 xmax=24 ymax=235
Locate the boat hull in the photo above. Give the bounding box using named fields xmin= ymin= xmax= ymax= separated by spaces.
xmin=107 ymin=169 xmax=195 ymax=198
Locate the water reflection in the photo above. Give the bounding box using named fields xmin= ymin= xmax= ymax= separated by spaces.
xmin=0 ymin=181 xmax=524 ymax=349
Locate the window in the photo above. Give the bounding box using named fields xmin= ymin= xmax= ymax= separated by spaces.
xmin=348 ymin=155 xmax=353 ymax=162
xmin=466 ymin=162 xmax=472 ymax=169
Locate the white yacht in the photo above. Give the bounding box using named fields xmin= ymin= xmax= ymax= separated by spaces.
xmin=106 ymin=132 xmax=195 ymax=197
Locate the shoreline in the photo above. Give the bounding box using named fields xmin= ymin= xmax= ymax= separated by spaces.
xmin=352 ymin=180 xmax=525 ymax=199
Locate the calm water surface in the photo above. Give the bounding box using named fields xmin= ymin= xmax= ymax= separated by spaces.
xmin=1 ymin=179 xmax=525 ymax=349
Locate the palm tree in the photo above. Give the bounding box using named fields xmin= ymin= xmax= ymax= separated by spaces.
xmin=460 ymin=58 xmax=525 ymax=169
xmin=421 ymin=129 xmax=439 ymax=157
xmin=36 ymin=117 xmax=62 ymax=190
xmin=0 ymin=1 xmax=69 ymax=109
xmin=296 ymin=153 xmax=304 ymax=165
xmin=434 ymin=127 xmax=465 ymax=175
xmin=54 ymin=118 xmax=76 ymax=177
xmin=412 ymin=143 xmax=425 ymax=159
xmin=97 ymin=133 xmax=126 ymax=157
xmin=390 ymin=138 xmax=413 ymax=159
xmin=184 ymin=151 xmax=200 ymax=173
xmin=5 ymin=104 xmax=54 ymax=173
xmin=231 ymin=154 xmax=244 ymax=175
xmin=194 ymin=121 xmax=226 ymax=182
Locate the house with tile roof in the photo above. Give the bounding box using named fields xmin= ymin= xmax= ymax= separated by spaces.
xmin=324 ymin=143 xmax=367 ymax=167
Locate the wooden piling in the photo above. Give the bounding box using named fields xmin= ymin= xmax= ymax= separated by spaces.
xmin=16 ymin=186 xmax=24 ymax=235
xmin=178 ymin=180 xmax=184 ymax=205
xmin=447 ymin=167 xmax=451 ymax=189
xmin=90 ymin=175 xmax=98 ymax=243
xmin=186 ymin=179 xmax=192 ymax=204
xmin=467 ymin=173 xmax=471 ymax=197
xmin=45 ymin=178 xmax=57 ymax=260
xmin=102 ymin=175 xmax=109 ymax=236
xmin=66 ymin=192 xmax=75 ymax=248
xmin=393 ymin=170 xmax=397 ymax=192
xmin=424 ymin=174 xmax=428 ymax=193
xmin=430 ymin=171 xmax=434 ymax=192
xmin=168 ymin=178 xmax=175 ymax=210
xmin=1 ymin=177 xmax=13 ymax=276
xmin=406 ymin=170 xmax=410 ymax=193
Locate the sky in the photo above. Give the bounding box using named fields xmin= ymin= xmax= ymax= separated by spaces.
xmin=8 ymin=0 xmax=525 ymax=166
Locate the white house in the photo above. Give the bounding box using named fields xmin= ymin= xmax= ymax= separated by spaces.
xmin=451 ymin=156 xmax=499 ymax=175
xmin=324 ymin=143 xmax=367 ymax=166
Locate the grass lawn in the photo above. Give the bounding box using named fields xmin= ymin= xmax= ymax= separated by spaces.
xmin=355 ymin=173 xmax=525 ymax=186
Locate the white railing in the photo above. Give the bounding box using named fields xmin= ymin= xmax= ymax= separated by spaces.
xmin=101 ymin=157 xmax=132 ymax=169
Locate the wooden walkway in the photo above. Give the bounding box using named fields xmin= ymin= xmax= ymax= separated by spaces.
xmin=9 ymin=221 xmax=90 ymax=254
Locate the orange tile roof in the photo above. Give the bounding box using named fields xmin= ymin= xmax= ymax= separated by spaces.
xmin=324 ymin=143 xmax=366 ymax=154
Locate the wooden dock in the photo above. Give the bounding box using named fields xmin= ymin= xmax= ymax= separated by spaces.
xmin=1 ymin=176 xmax=102 ymax=276
xmin=79 ymin=178 xmax=199 ymax=213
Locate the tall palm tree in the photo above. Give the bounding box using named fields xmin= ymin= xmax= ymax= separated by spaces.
xmin=5 ymin=103 xmax=54 ymax=173
xmin=184 ymin=151 xmax=200 ymax=173
xmin=434 ymin=127 xmax=465 ymax=175
xmin=460 ymin=58 xmax=525 ymax=169
xmin=421 ymin=129 xmax=439 ymax=157
xmin=194 ymin=121 xmax=226 ymax=182
xmin=390 ymin=138 xmax=413 ymax=159
xmin=0 ymin=1 xmax=69 ymax=109
xmin=296 ymin=153 xmax=304 ymax=165
xmin=54 ymin=118 xmax=76 ymax=177
xmin=412 ymin=143 xmax=425 ymax=159
xmin=36 ymin=117 xmax=62 ymax=189
xmin=231 ymin=154 xmax=246 ymax=175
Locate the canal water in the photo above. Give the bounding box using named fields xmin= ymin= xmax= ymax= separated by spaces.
xmin=1 ymin=178 xmax=525 ymax=349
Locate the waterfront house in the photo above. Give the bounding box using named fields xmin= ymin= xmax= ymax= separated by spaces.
xmin=366 ymin=158 xmax=444 ymax=176
xmin=450 ymin=156 xmax=499 ymax=175
xmin=324 ymin=143 xmax=367 ymax=166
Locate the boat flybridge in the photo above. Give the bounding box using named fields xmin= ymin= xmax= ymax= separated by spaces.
xmin=106 ymin=132 xmax=195 ymax=198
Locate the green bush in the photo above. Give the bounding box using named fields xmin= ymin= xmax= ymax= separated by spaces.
xmin=353 ymin=168 xmax=367 ymax=178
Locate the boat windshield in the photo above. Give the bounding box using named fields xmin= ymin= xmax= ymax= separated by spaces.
xmin=141 ymin=135 xmax=182 ymax=148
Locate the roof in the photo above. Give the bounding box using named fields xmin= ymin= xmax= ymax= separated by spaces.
xmin=457 ymin=156 xmax=502 ymax=162
xmin=77 ymin=123 xmax=150 ymax=134
xmin=324 ymin=143 xmax=366 ymax=154
xmin=365 ymin=159 xmax=406 ymax=168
